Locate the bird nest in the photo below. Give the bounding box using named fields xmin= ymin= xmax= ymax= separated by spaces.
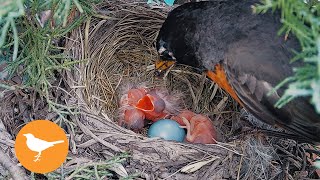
xmin=0 ymin=0 xmax=318 ymax=179
xmin=61 ymin=0 xmax=320 ymax=179
xmin=60 ymin=1 xmax=320 ymax=179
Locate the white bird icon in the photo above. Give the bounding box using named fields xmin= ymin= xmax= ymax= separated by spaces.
xmin=23 ymin=133 xmax=64 ymax=162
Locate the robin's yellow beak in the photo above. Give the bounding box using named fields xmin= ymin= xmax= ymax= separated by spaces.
xmin=154 ymin=59 xmax=176 ymax=76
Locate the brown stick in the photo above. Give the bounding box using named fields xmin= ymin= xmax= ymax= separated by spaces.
xmin=0 ymin=148 xmax=28 ymax=180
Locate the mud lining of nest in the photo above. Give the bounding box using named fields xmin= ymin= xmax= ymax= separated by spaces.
xmin=58 ymin=0 xmax=317 ymax=179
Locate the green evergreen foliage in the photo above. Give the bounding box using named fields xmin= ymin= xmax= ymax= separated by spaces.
xmin=0 ymin=0 xmax=97 ymax=121
xmin=254 ymin=0 xmax=320 ymax=113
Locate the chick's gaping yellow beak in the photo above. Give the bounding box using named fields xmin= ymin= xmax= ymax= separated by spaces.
xmin=154 ymin=59 xmax=176 ymax=76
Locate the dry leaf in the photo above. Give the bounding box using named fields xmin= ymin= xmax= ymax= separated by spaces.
xmin=181 ymin=156 xmax=219 ymax=173
xmin=108 ymin=163 xmax=128 ymax=177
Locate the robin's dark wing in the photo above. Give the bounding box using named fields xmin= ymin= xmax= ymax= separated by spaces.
xmin=224 ymin=38 xmax=320 ymax=143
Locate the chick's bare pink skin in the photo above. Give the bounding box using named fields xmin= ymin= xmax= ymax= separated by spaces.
xmin=127 ymin=88 xmax=147 ymax=106
xmin=123 ymin=108 xmax=145 ymax=130
xmin=182 ymin=114 xmax=217 ymax=144
xmin=171 ymin=110 xmax=196 ymax=126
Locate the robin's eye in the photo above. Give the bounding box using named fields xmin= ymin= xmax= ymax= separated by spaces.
xmin=160 ymin=50 xmax=174 ymax=60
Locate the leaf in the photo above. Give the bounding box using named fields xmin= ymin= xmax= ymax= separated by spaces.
xmin=108 ymin=163 xmax=128 ymax=177
xmin=180 ymin=156 xmax=219 ymax=173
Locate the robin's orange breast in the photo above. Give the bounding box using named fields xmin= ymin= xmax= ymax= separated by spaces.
xmin=206 ymin=64 xmax=243 ymax=106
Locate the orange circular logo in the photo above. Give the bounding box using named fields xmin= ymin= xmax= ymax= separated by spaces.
xmin=15 ymin=120 xmax=68 ymax=174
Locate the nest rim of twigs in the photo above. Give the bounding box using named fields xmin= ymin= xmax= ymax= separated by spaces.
xmin=60 ymin=0 xmax=318 ymax=179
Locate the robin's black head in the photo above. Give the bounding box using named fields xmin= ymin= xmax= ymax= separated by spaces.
xmin=155 ymin=2 xmax=209 ymax=76
xmin=155 ymin=27 xmax=203 ymax=76
xmin=154 ymin=39 xmax=177 ymax=76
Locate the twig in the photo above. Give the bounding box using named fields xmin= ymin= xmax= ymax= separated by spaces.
xmin=0 ymin=138 xmax=14 ymax=147
xmin=209 ymin=83 xmax=219 ymax=101
xmin=0 ymin=149 xmax=28 ymax=180
xmin=208 ymin=143 xmax=243 ymax=156
xmin=237 ymin=147 xmax=244 ymax=180
xmin=214 ymin=96 xmax=228 ymax=113
xmin=77 ymin=134 xmax=113 ymax=148
xmin=75 ymin=117 xmax=123 ymax=152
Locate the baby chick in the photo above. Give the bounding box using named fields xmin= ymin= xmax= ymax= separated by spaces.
xmin=181 ymin=115 xmax=217 ymax=144
xmin=119 ymin=87 xmax=147 ymax=130
xmin=171 ymin=110 xmax=217 ymax=144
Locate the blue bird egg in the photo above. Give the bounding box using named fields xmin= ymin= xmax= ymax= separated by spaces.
xmin=164 ymin=0 xmax=175 ymax=6
xmin=148 ymin=119 xmax=186 ymax=142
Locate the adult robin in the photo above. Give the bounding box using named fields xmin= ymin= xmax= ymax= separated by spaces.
xmin=155 ymin=0 xmax=320 ymax=143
